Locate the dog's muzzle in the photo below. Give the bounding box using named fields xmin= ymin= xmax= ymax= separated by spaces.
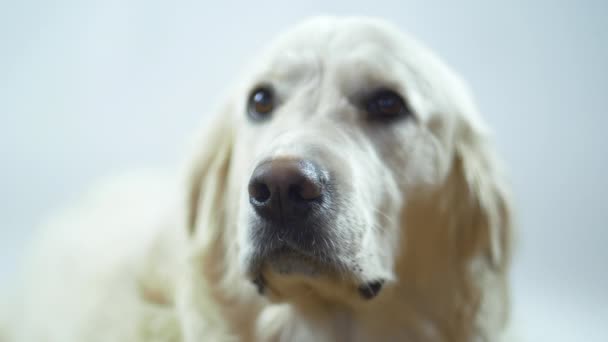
xmin=246 ymin=158 xmax=386 ymax=300
xmin=246 ymin=157 xmax=339 ymax=270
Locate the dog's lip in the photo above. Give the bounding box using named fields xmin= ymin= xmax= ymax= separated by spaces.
xmin=275 ymin=239 xmax=322 ymax=260
xmin=247 ymin=242 xmax=336 ymax=279
xmin=358 ymin=279 xmax=385 ymax=300
xmin=262 ymin=243 xmax=326 ymax=269
xmin=247 ymin=241 xmax=388 ymax=301
xmin=253 ymin=226 xmax=330 ymax=261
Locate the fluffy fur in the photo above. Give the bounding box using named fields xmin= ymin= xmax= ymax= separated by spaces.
xmin=7 ymin=16 xmax=514 ymax=342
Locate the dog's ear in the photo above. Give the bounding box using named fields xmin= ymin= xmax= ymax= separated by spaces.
xmin=184 ymin=104 xmax=235 ymax=242
xmin=451 ymin=117 xmax=513 ymax=269
xmin=177 ymin=104 xmax=239 ymax=340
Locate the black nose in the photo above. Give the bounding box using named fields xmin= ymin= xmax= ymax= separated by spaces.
xmin=248 ymin=159 xmax=326 ymax=223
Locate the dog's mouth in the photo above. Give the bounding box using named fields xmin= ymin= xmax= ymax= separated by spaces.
xmin=247 ymin=241 xmax=340 ymax=279
xmin=246 ymin=238 xmax=386 ymax=301
xmin=247 ymin=244 xmax=330 ymax=298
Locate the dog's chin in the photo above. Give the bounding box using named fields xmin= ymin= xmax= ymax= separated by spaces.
xmin=266 ymin=248 xmax=326 ymax=277
xmin=247 ymin=245 xmax=336 ymax=282
xmin=246 ymin=245 xmax=387 ymax=303
xmin=246 ymin=245 xmax=337 ymax=298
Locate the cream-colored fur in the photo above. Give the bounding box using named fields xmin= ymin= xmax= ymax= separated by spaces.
xmin=6 ymin=16 xmax=514 ymax=342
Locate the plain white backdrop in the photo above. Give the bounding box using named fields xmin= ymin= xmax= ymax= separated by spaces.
xmin=1 ymin=1 xmax=607 ymax=341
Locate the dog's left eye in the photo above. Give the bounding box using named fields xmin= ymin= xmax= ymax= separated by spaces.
xmin=248 ymin=87 xmax=275 ymax=121
xmin=366 ymin=90 xmax=411 ymax=120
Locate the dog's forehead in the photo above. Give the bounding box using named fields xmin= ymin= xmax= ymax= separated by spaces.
xmin=247 ymin=18 xmax=427 ymax=106
xmin=253 ymin=17 xmax=458 ymax=96
xmin=262 ymin=17 xmax=407 ymax=72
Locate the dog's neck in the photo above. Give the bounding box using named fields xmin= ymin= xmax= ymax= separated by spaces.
xmin=249 ymin=258 xmax=506 ymax=342
xmin=252 ymin=287 xmax=454 ymax=342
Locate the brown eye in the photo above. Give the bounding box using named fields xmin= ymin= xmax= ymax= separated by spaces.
xmin=366 ymin=90 xmax=410 ymax=120
xmin=248 ymin=87 xmax=274 ymax=121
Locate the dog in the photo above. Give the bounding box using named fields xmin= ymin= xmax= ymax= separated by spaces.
xmin=7 ymin=16 xmax=514 ymax=342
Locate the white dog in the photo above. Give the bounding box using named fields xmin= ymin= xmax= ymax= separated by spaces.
xmin=6 ymin=16 xmax=514 ymax=342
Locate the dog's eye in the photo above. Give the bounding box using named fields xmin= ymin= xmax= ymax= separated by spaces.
xmin=366 ymin=90 xmax=410 ymax=120
xmin=248 ymin=87 xmax=274 ymax=121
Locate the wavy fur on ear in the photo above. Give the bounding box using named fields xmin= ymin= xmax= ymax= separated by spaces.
xmin=445 ymin=116 xmax=513 ymax=340
xmin=178 ymin=105 xmax=265 ymax=341
xmin=453 ymin=118 xmax=513 ymax=271
xmin=177 ymin=106 xmax=238 ymax=341
xmin=394 ymin=106 xmax=513 ymax=341
xmin=186 ymin=108 xmax=234 ymax=238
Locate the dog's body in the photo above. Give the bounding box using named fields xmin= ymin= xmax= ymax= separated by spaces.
xmin=7 ymin=17 xmax=514 ymax=342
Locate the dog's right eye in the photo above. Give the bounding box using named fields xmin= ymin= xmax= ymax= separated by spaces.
xmin=248 ymin=87 xmax=275 ymax=121
xmin=364 ymin=89 xmax=411 ymax=121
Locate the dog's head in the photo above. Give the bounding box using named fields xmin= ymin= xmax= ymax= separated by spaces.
xmin=186 ymin=17 xmax=511 ymax=308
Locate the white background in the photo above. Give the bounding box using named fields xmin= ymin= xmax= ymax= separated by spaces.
xmin=1 ymin=1 xmax=607 ymax=341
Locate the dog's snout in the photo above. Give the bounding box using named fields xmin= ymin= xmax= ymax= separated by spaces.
xmin=248 ymin=159 xmax=326 ymax=222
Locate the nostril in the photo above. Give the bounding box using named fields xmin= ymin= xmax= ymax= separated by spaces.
xmin=288 ymin=185 xmax=303 ymax=202
xmin=249 ymin=181 xmax=271 ymax=203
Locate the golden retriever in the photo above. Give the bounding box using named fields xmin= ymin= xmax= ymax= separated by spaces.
xmin=7 ymin=16 xmax=514 ymax=342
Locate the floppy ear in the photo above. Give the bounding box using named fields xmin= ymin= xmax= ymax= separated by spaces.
xmin=184 ymin=104 xmax=235 ymax=246
xmin=452 ymin=118 xmax=513 ymax=270
xmin=176 ymin=104 xmax=244 ymax=341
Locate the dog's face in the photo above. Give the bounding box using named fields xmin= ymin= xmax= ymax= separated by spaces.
xmin=223 ymin=17 xmax=462 ymax=303
xmin=189 ymin=17 xmax=508 ymax=308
